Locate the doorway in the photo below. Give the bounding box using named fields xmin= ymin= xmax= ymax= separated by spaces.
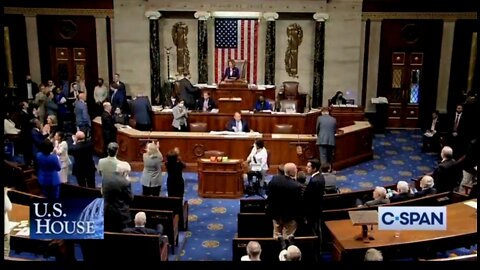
xmin=386 ymin=52 xmax=423 ymax=128
xmin=51 ymin=47 xmax=87 ymax=88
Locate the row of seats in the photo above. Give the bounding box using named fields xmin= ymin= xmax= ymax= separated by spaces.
xmin=190 ymin=122 xmax=294 ymax=133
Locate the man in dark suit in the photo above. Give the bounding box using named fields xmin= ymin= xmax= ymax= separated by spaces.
xmin=132 ymin=94 xmax=153 ymax=131
xmin=222 ymin=59 xmax=240 ymax=81
xmin=19 ymin=102 xmax=34 ymax=166
xmin=448 ymin=104 xmax=468 ymax=159
xmin=178 ymin=73 xmax=200 ymax=110
xmin=164 ymin=94 xmax=179 ymax=108
xmin=123 ymin=212 xmax=164 ymax=235
xmin=422 ymin=110 xmax=442 ymax=153
xmin=431 ymin=146 xmax=462 ymax=192
xmin=195 ymin=91 xmax=217 ymax=112
xmin=101 ymin=102 xmax=117 ymax=156
xmin=226 ymin=112 xmax=250 ymax=132
xmin=102 ymin=168 xmax=133 ymax=232
xmin=266 ymin=163 xmax=303 ymax=248
xmin=316 ymin=107 xmax=337 ymax=166
xmin=303 ymin=159 xmax=326 ymax=260
xmin=19 ymin=74 xmax=39 ymax=101
xmin=389 ymin=181 xmax=414 ymax=203
xmin=69 ymin=131 xmax=96 ymax=188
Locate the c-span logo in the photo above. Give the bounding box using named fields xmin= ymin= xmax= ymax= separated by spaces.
xmin=30 ymin=198 xmax=104 ymax=239
xmin=378 ymin=206 xmax=446 ymax=230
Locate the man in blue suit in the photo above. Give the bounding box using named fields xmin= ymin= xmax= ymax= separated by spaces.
xmin=226 ymin=112 xmax=250 ymax=132
xmin=110 ymin=73 xmax=127 ymax=113
xmin=222 ymin=59 xmax=240 ymax=81
xmin=316 ymin=107 xmax=337 ymax=166
xmin=132 ymin=94 xmax=153 ymax=131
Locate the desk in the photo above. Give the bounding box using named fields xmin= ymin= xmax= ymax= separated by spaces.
xmin=93 ymin=118 xmax=373 ymax=172
xmin=199 ymin=83 xmax=275 ymax=112
xmin=198 ymin=159 xmax=243 ymax=198
xmin=325 ymin=200 xmax=478 ymax=261
xmin=152 ymin=108 xmax=365 ymax=134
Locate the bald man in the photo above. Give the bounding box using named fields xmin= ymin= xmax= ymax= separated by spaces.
xmin=69 ymin=131 xmax=96 ymax=188
xmin=74 ymin=92 xmax=91 ymax=140
xmin=266 ymin=162 xmax=303 ymax=248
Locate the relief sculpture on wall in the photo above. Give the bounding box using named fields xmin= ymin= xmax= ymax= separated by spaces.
xmin=285 ymin=23 xmax=303 ymax=78
xmin=172 ymin=22 xmax=190 ymax=75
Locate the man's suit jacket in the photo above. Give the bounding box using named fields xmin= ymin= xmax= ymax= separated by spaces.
xmin=225 ymin=119 xmax=250 ymax=132
xmin=448 ymin=113 xmax=467 ymax=136
xmin=222 ymin=67 xmax=240 ymax=81
xmin=178 ymin=78 xmax=199 ymax=107
xmin=110 ymin=89 xmax=126 ymax=112
xmin=303 ymin=173 xmax=326 ymax=218
xmin=69 ymin=141 xmax=96 ymax=176
xmin=432 ymin=158 xmax=462 ymax=192
xmin=266 ymin=174 xmax=303 ymax=221
xmin=102 ymin=173 xmax=133 ymax=232
xmin=123 ymin=226 xmax=159 ymax=235
xmin=101 ymin=111 xmax=117 ymax=144
xmin=316 ymin=114 xmax=337 ymax=146
xmin=195 ymin=98 xmax=217 ymax=111
xmin=132 ymin=96 xmax=153 ymax=125
xmin=19 ymin=81 xmax=39 ymax=100
xmin=389 ymin=192 xmax=414 ymax=203
xmin=164 ymin=98 xmax=179 ymax=108
xmin=414 ymin=188 xmax=437 ymax=198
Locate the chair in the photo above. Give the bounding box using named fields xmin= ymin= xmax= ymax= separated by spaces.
xmin=278 ymin=81 xmax=306 ymax=112
xmin=279 ymin=99 xmax=298 ymax=113
xmin=282 ymin=81 xmax=300 ymax=100
xmin=204 ymin=150 xmax=226 ymax=158
xmin=233 ymin=59 xmax=247 ymax=82
xmin=189 ymin=122 xmax=207 ymax=132
xmin=273 ymin=124 xmax=293 ymax=134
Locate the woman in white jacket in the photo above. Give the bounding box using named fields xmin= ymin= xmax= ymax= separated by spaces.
xmin=246 ymin=139 xmax=269 ymax=188
xmin=53 ymin=131 xmax=70 ymax=183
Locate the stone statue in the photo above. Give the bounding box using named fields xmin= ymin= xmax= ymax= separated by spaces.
xmin=172 ymin=22 xmax=190 ymax=75
xmin=285 ymin=24 xmax=303 ymax=78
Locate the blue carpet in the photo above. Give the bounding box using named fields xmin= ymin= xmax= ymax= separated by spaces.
xmin=8 ymin=130 xmax=477 ymax=261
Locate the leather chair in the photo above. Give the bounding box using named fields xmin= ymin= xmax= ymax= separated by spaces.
xmin=282 ymin=81 xmax=300 ymax=100
xmin=189 ymin=122 xmax=207 ymax=132
xmin=279 ymin=99 xmax=298 ymax=113
xmin=273 ymin=124 xmax=293 ymax=134
xmin=233 ymin=59 xmax=247 ymax=82
xmin=204 ymin=150 xmax=226 ymax=158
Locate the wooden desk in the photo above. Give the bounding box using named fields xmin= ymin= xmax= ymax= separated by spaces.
xmin=325 ymin=200 xmax=478 ymax=261
xmin=198 ymin=159 xmax=244 ymax=198
xmin=93 ymin=118 xmax=373 ymax=172
xmin=152 ymin=108 xmax=365 ymax=134
xmin=198 ymin=84 xmax=275 ymax=112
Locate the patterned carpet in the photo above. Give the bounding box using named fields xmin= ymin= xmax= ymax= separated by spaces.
xmin=8 ymin=130 xmax=477 ymax=261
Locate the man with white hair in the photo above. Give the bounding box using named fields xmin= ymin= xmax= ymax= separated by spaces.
xmin=364 ymin=248 xmax=383 ymax=261
xmin=389 ymin=180 xmax=413 ymax=203
xmin=266 ymin=163 xmax=303 ymax=249
xmin=414 ymin=175 xmax=437 ymax=197
xmin=279 ymin=245 xmax=302 ymax=261
xmin=123 ymin=211 xmax=164 ymax=235
xmin=69 ymin=131 xmax=96 ymax=188
xmin=431 ymin=146 xmax=462 ymax=192
xmin=240 ymin=241 xmax=262 ymax=261
xmin=357 ymin=186 xmax=390 ymax=207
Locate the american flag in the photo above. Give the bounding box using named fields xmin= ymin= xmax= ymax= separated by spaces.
xmin=215 ymin=19 xmax=259 ymax=84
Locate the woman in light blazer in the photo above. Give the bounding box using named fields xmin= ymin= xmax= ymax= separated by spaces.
xmin=246 ymin=139 xmax=269 ymax=188
xmin=141 ymin=142 xmax=163 ymax=196
xmin=53 ymin=131 xmax=70 ymax=183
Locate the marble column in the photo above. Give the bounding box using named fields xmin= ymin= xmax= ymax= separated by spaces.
xmin=95 ymin=16 xmax=109 ymax=81
xmin=195 ymin=12 xmax=210 ymax=84
xmin=25 ymin=15 xmax=41 ymax=83
xmin=312 ymin=13 xmax=328 ymax=108
xmin=263 ymin=12 xmax=278 ymax=86
xmin=365 ymin=20 xmax=382 ymax=113
xmin=146 ymin=11 xmax=162 ymax=105
xmin=436 ymin=20 xmax=456 ymax=113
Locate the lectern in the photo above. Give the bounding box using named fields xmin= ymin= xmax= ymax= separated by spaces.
xmin=197 ymin=159 xmax=244 ymax=198
xmin=348 ymin=210 xmax=378 ymax=243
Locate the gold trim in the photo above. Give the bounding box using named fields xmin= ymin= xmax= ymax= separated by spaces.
xmin=362 ymin=12 xmax=477 ymax=21
xmin=4 ymin=7 xmax=114 ymax=17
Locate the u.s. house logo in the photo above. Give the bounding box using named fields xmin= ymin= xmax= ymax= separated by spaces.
xmin=30 ymin=198 xmax=104 ymax=239
xmin=378 ymin=206 xmax=447 ymax=230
